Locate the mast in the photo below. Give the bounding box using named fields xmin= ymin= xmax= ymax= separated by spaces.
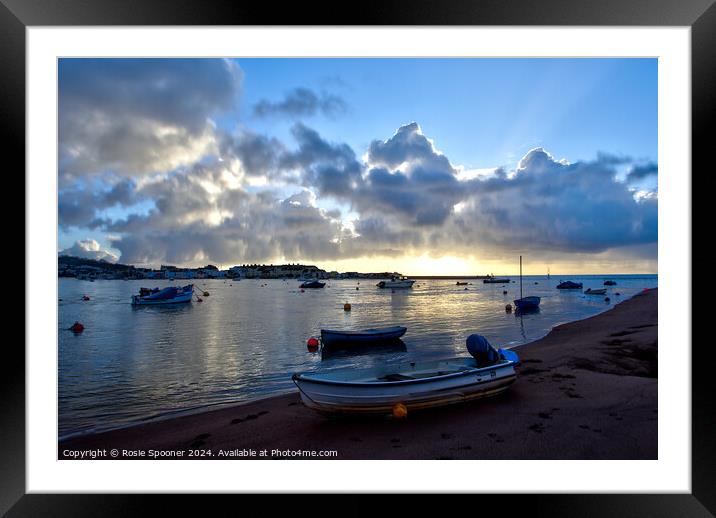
xmin=520 ymin=255 xmax=523 ymax=299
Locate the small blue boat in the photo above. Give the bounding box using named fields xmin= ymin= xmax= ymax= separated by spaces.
xmin=320 ymin=326 xmax=407 ymax=348
xmin=603 ymin=280 xmax=617 ymax=286
xmin=557 ymin=280 xmax=583 ymax=289
xmin=300 ymin=280 xmax=326 ymax=289
xmin=513 ymin=296 xmax=541 ymax=310
xmin=132 ymin=284 xmax=193 ymax=305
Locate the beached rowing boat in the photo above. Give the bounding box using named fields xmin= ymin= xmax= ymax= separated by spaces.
xmin=293 ymin=334 xmax=519 ymax=415
xmin=320 ymin=326 xmax=407 ymax=348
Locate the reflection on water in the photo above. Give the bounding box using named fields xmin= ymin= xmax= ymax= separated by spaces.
xmin=59 ymin=274 xmax=657 ymax=438
xmin=320 ymin=339 xmax=408 ymax=360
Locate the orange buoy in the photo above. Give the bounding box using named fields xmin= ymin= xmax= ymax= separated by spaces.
xmin=344 ymin=303 xmax=351 ymax=311
xmin=307 ymin=337 xmax=319 ymax=352
xmin=69 ymin=321 xmax=84 ymax=333
xmin=392 ymin=403 xmax=408 ymax=419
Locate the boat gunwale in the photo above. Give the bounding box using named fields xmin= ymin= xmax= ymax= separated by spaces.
xmin=320 ymin=326 xmax=407 ymax=338
xmin=292 ymin=357 xmax=517 ymax=387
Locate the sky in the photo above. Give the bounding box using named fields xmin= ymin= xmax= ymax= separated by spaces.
xmin=57 ymin=58 xmax=658 ymax=274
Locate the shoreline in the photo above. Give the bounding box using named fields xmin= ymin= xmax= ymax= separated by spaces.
xmin=59 ymin=288 xmax=657 ymax=460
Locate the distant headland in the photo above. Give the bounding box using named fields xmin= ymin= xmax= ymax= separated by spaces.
xmin=58 ymin=255 xmax=441 ymax=281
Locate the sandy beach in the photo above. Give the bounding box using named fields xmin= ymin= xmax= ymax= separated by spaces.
xmin=59 ymin=288 xmax=657 ymax=460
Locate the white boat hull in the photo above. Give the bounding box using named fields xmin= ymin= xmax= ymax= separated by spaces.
xmin=131 ymin=291 xmax=193 ymax=305
xmin=293 ymin=356 xmax=518 ymax=415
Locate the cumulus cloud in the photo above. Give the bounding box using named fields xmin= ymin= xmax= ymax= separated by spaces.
xmin=59 ymin=114 xmax=657 ymax=267
xmin=59 ymin=180 xmax=143 ymax=230
xmin=60 ymin=239 xmax=118 ymax=262
xmin=253 ymin=87 xmax=347 ymax=119
xmin=443 ymin=148 xmax=658 ymax=254
xmin=59 ymin=58 xmax=243 ymax=181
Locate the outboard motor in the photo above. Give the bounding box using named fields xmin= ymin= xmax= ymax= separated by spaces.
xmin=466 ymin=334 xmax=500 ymax=366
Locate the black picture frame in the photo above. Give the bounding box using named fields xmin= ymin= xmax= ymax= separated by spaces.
xmin=4 ymin=0 xmax=710 ymax=515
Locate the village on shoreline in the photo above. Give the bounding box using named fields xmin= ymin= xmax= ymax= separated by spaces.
xmin=58 ymin=255 xmax=433 ymax=281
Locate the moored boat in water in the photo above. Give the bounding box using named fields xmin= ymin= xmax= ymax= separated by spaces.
xmin=513 ymin=296 xmax=541 ymax=310
xmin=300 ymin=280 xmax=326 ymax=289
xmin=513 ymin=256 xmax=541 ymax=311
xmin=293 ymin=334 xmax=519 ymax=415
xmin=584 ymin=288 xmax=607 ymax=295
xmin=557 ymin=280 xmax=583 ymax=289
xmin=131 ymin=284 xmax=194 ymax=305
xmin=603 ymin=280 xmax=617 ymax=286
xmin=483 ymin=274 xmax=510 ymax=284
xmin=320 ymin=326 xmax=407 ymax=349
xmin=376 ymin=276 xmax=415 ymax=289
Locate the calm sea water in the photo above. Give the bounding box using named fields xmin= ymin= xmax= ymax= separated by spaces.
xmin=58 ymin=274 xmax=657 ymax=438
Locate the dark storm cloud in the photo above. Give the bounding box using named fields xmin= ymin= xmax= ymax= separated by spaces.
xmin=59 ymin=180 xmax=142 ymax=230
xmin=627 ymin=162 xmax=658 ymax=181
xmin=220 ymin=130 xmax=285 ymax=177
xmin=280 ymin=123 xmax=363 ymax=197
xmin=253 ymin=88 xmax=347 ymax=119
xmin=59 ymin=58 xmax=243 ymax=179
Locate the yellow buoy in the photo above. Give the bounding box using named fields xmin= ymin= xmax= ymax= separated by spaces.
xmin=344 ymin=303 xmax=351 ymax=311
xmin=392 ymin=402 xmax=408 ymax=419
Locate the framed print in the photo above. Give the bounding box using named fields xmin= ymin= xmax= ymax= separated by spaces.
xmin=5 ymin=0 xmax=712 ymax=514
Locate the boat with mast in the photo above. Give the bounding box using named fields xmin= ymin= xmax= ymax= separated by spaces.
xmin=513 ymin=256 xmax=540 ymax=311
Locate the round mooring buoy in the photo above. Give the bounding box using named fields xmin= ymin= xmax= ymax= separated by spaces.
xmin=503 ymin=290 xmax=508 ymax=295
xmin=505 ymin=304 xmax=512 ymax=312
xmin=69 ymin=321 xmax=84 ymax=333
xmin=605 ymin=297 xmax=611 ymax=302
xmin=82 ymin=295 xmax=90 ymax=301
xmin=392 ymin=402 xmax=408 ymax=419
xmin=344 ymin=303 xmax=352 ymax=311
xmin=307 ymin=337 xmax=319 ymax=352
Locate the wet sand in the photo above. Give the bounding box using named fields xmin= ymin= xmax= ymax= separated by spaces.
xmin=59 ymin=288 xmax=657 ymax=460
